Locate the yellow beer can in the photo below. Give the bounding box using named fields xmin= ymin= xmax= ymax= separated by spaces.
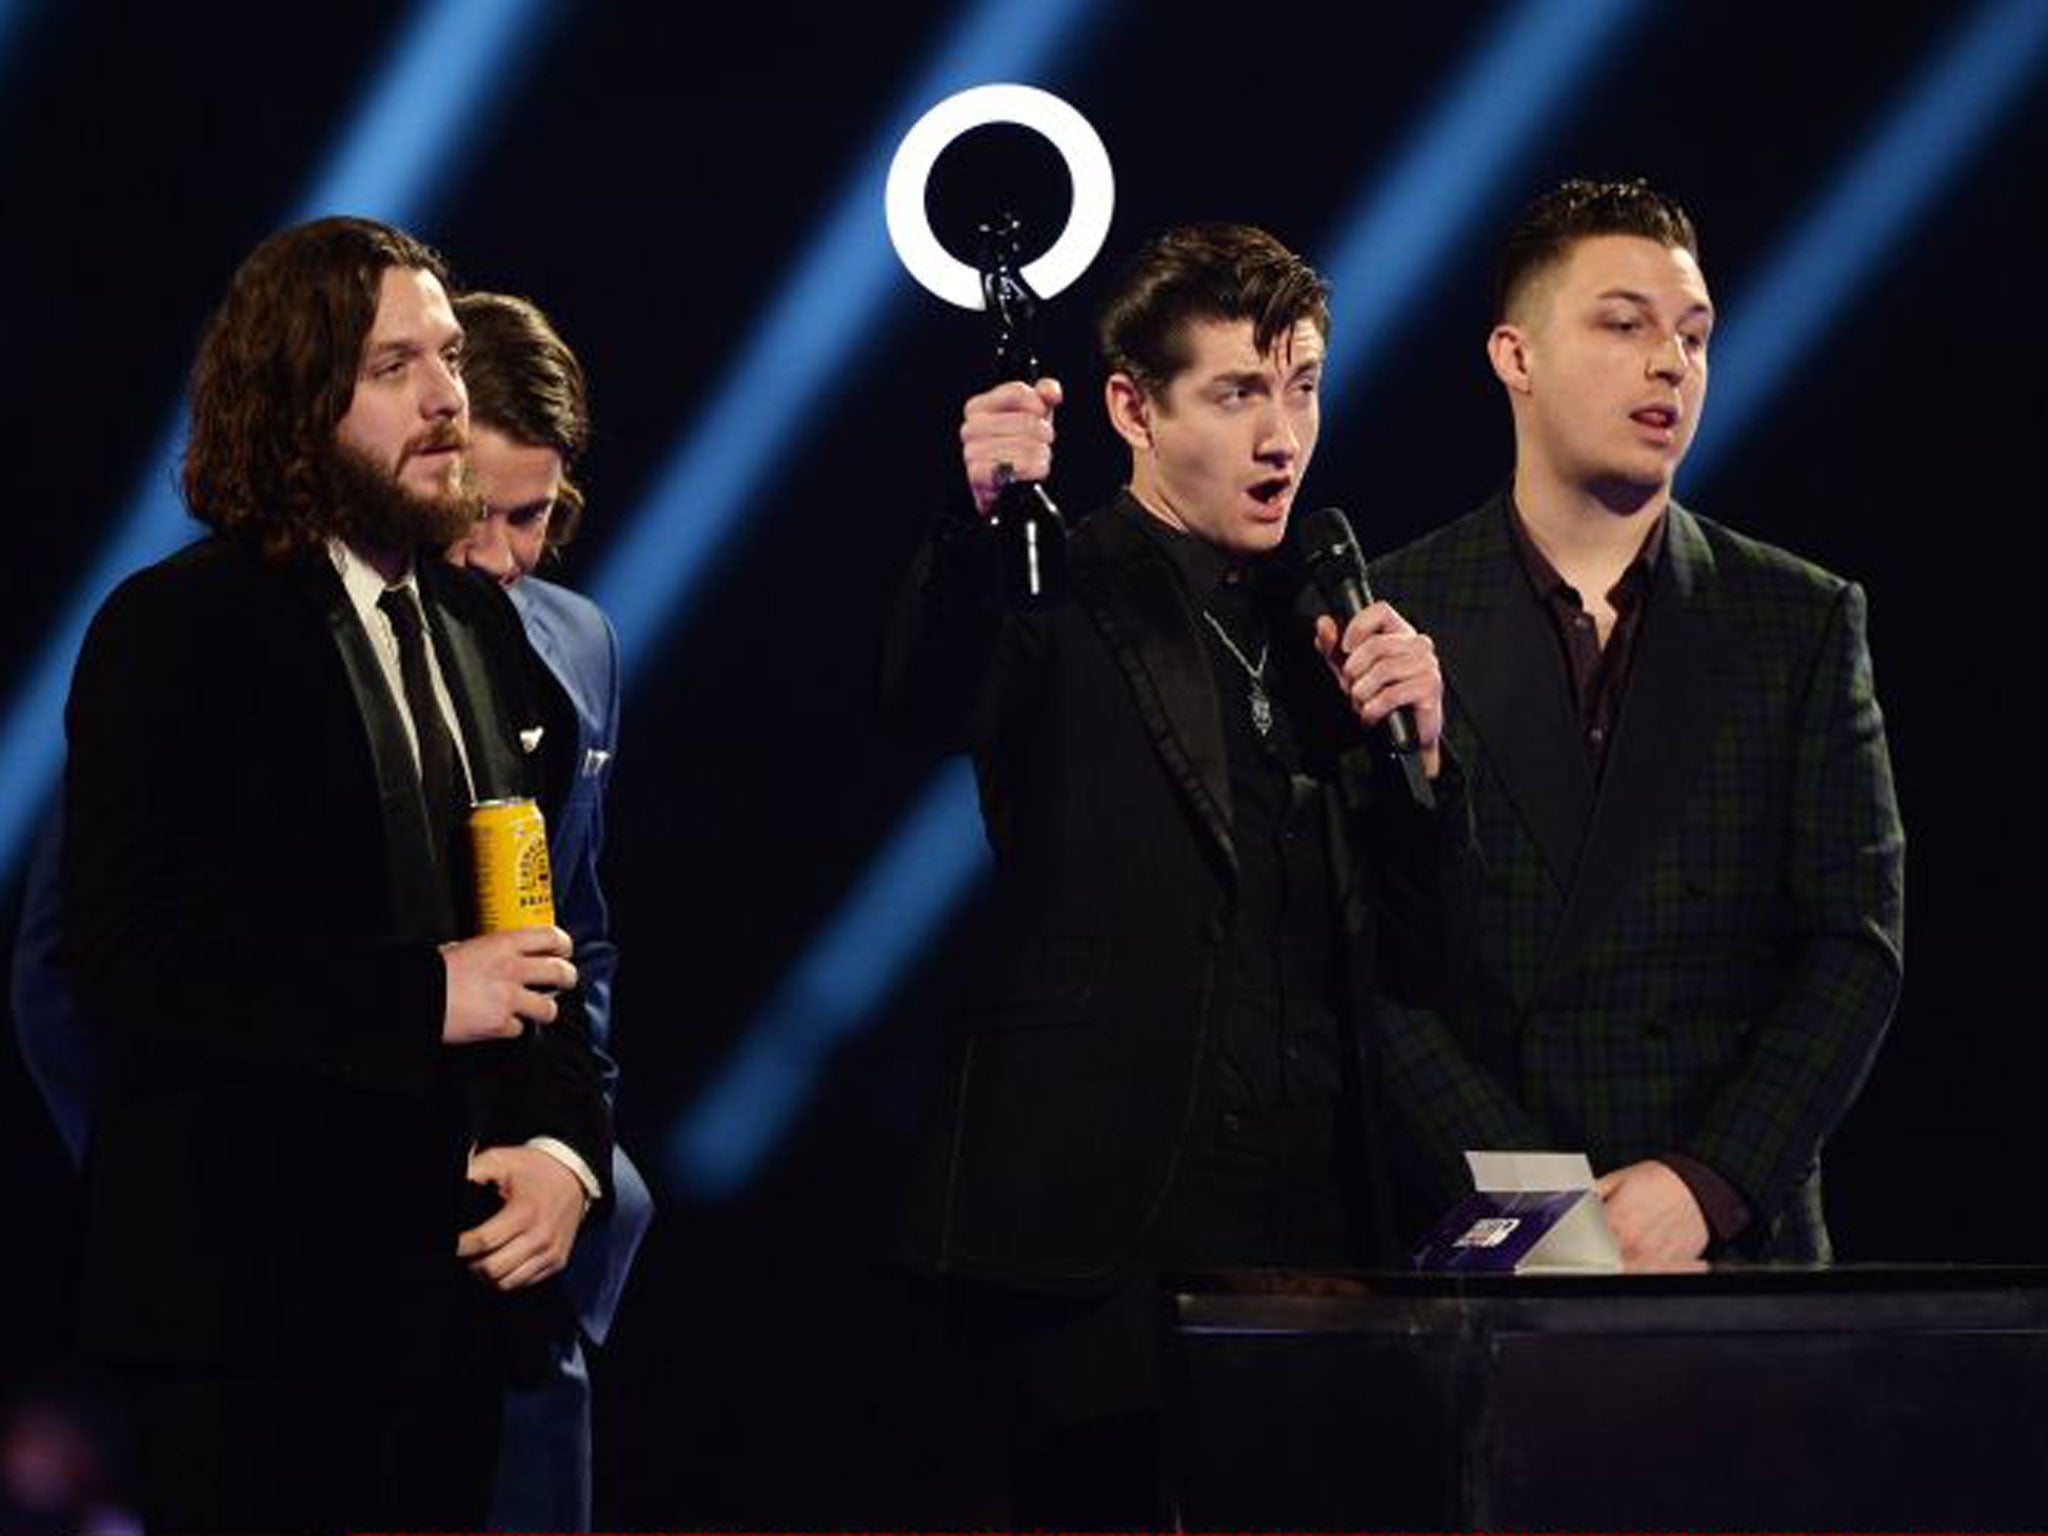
xmin=469 ymin=797 xmax=555 ymax=932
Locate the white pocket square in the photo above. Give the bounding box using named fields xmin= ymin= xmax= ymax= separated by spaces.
xmin=519 ymin=726 xmax=545 ymax=753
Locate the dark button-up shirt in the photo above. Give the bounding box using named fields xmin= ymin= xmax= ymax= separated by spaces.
xmin=1132 ymin=505 xmax=1356 ymax=1266
xmin=1505 ymin=499 xmax=1751 ymax=1246
xmin=1507 ymin=505 xmax=1663 ymax=777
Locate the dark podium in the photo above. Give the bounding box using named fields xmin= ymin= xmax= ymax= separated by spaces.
xmin=1167 ymin=1266 xmax=2048 ymax=1529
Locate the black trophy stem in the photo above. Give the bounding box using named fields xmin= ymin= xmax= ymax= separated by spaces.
xmin=976 ymin=212 xmax=1067 ymax=609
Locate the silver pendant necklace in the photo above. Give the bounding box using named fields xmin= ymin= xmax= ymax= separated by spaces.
xmin=1200 ymin=609 xmax=1273 ymax=738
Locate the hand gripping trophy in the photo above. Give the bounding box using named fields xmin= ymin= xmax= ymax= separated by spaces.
xmin=885 ymin=83 xmax=1115 ymax=608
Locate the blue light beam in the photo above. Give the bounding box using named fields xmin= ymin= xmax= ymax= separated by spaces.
xmin=588 ymin=0 xmax=1101 ymax=663
xmin=292 ymin=0 xmax=555 ymax=225
xmin=667 ymin=760 xmax=989 ymax=1198
xmin=0 ymin=0 xmax=37 ymax=73
xmin=1318 ymin=0 xmax=1645 ymax=406
xmin=1688 ymin=0 xmax=2048 ymax=480
xmin=651 ymin=0 xmax=1107 ymax=1197
xmin=0 ymin=0 xmax=553 ymax=884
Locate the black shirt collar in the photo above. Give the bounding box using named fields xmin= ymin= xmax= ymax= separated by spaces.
xmin=1121 ymin=489 xmax=1258 ymax=604
xmin=1505 ymin=491 xmax=1666 ymax=609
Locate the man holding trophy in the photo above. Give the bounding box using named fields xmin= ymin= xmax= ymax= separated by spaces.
xmin=884 ymin=221 xmax=1465 ymax=1525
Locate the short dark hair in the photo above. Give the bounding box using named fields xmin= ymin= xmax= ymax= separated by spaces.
xmin=1495 ymin=178 xmax=1699 ymax=323
xmin=453 ymin=291 xmax=593 ymax=548
xmin=183 ymin=216 xmax=453 ymax=560
xmin=1097 ymin=223 xmax=1330 ymax=399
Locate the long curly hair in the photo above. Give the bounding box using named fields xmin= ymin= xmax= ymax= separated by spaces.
xmin=182 ymin=217 xmax=454 ymax=560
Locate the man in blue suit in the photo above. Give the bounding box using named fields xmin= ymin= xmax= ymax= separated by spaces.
xmin=449 ymin=289 xmax=652 ymax=1532
xmin=12 ymin=286 xmax=648 ymax=1532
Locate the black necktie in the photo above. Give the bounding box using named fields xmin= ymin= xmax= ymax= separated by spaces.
xmin=377 ymin=586 xmax=469 ymax=886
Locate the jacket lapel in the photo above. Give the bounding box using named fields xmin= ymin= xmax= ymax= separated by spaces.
xmin=1073 ymin=500 xmax=1235 ymax=872
xmin=292 ymin=554 xmax=453 ymax=942
xmin=421 ymin=566 xmax=526 ymax=805
xmin=506 ymin=582 xmax=581 ymax=819
xmin=1432 ymin=501 xmax=1593 ymax=898
xmin=1542 ymin=504 xmax=1735 ymax=982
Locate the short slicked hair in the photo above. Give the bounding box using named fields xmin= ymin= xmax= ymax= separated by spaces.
xmin=1495 ymin=178 xmax=1699 ymax=324
xmin=1097 ymin=223 xmax=1330 ymax=399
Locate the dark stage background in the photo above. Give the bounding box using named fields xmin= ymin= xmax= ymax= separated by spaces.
xmin=3 ymin=1 xmax=2045 ymax=1525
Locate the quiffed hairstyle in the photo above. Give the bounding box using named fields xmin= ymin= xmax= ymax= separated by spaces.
xmin=1494 ymin=177 xmax=1699 ymax=323
xmin=1097 ymin=223 xmax=1330 ymax=399
xmin=453 ymin=291 xmax=593 ymax=549
xmin=182 ymin=216 xmax=453 ymax=560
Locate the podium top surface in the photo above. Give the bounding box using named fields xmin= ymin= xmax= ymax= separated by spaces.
xmin=1170 ymin=1263 xmax=2048 ymax=1334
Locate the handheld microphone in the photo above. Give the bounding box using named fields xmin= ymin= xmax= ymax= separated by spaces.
xmin=1296 ymin=505 xmax=1433 ymax=809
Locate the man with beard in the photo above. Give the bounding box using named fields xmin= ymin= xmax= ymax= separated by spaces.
xmin=60 ymin=217 xmax=611 ymax=1532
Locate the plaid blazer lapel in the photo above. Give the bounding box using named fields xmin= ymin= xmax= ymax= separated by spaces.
xmin=1543 ymin=503 xmax=1737 ymax=984
xmin=1433 ymin=501 xmax=1593 ymax=901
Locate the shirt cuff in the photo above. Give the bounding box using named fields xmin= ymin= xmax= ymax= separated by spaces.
xmin=1659 ymin=1152 xmax=1752 ymax=1245
xmin=526 ymin=1136 xmax=602 ymax=1203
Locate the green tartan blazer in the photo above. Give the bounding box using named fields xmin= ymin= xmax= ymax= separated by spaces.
xmin=1369 ymin=494 xmax=1904 ymax=1260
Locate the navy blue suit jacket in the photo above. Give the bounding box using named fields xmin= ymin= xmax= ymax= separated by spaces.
xmin=508 ymin=575 xmax=651 ymax=1346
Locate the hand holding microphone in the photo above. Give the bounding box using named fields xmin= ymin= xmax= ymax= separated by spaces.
xmin=1297 ymin=506 xmax=1442 ymax=808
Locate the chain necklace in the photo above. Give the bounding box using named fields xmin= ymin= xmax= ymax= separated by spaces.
xmin=1200 ymin=609 xmax=1273 ymax=738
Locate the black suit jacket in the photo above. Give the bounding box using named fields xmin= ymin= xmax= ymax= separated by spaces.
xmin=882 ymin=494 xmax=1462 ymax=1293
xmin=62 ymin=535 xmax=611 ymax=1368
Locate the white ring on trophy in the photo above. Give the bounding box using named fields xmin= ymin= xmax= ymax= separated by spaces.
xmin=885 ymin=83 xmax=1115 ymax=312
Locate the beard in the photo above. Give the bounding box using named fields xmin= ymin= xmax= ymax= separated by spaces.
xmin=321 ymin=432 xmax=478 ymax=555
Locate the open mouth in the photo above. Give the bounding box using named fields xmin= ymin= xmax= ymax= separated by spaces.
xmin=1247 ymin=476 xmax=1293 ymax=509
xmin=1631 ymin=405 xmax=1679 ymax=432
